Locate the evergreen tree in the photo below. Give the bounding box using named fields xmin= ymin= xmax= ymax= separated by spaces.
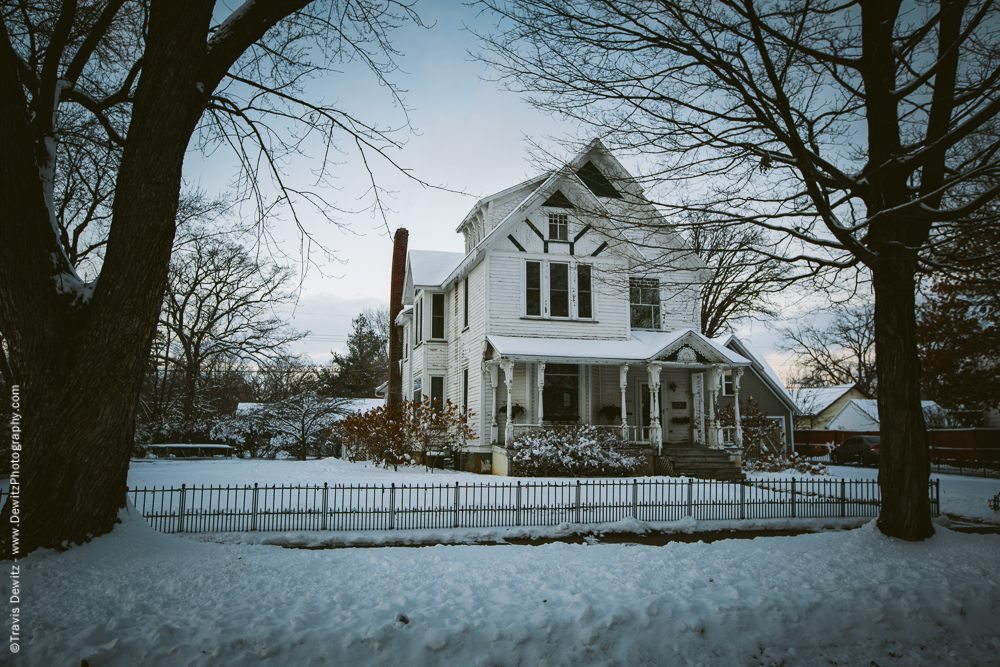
xmin=321 ymin=309 xmax=389 ymax=398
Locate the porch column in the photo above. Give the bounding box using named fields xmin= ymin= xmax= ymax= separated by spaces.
xmin=537 ymin=362 xmax=546 ymax=424
xmin=706 ymin=367 xmax=720 ymax=448
xmin=502 ymin=359 xmax=515 ymax=445
xmin=646 ymin=362 xmax=662 ymax=453
xmin=733 ymin=367 xmax=744 ymax=449
xmin=488 ymin=361 xmax=499 ymax=444
xmin=692 ymin=372 xmax=705 ymax=445
xmin=619 ymin=364 xmax=629 ymax=440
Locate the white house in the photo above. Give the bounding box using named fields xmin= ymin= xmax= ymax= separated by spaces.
xmin=790 ymin=384 xmax=874 ymax=429
xmin=391 ymin=140 xmax=792 ymax=475
xmin=826 ymin=399 xmax=948 ymax=431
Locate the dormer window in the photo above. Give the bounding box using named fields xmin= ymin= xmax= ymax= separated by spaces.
xmin=548 ymin=213 xmax=568 ymax=241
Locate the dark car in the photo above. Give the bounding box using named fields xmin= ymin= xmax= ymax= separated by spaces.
xmin=830 ymin=436 xmax=881 ymax=466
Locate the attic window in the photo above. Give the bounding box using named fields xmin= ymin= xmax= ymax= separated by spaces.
xmin=576 ymin=161 xmax=622 ymax=199
xmin=548 ymin=213 xmax=568 ymax=241
xmin=542 ymin=190 xmax=575 ymax=208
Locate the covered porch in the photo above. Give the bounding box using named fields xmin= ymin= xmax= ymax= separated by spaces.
xmin=482 ymin=330 xmax=753 ymax=454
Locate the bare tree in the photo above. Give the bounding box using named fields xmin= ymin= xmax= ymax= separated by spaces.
xmin=157 ymin=234 xmax=305 ymax=419
xmin=0 ymin=0 xmax=424 ymax=556
xmin=262 ymin=392 xmax=351 ymax=460
xmin=781 ymin=304 xmax=877 ymax=396
xmin=690 ymin=221 xmax=790 ymax=338
xmin=477 ymin=0 xmax=1000 ymax=540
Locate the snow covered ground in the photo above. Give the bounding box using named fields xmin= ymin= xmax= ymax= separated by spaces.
xmin=20 ymin=503 xmax=1000 ymax=666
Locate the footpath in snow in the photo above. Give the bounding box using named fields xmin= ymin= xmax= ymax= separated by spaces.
xmin=20 ymin=503 xmax=1000 ymax=667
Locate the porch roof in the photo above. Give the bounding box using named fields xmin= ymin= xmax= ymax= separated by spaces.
xmin=486 ymin=329 xmax=751 ymax=366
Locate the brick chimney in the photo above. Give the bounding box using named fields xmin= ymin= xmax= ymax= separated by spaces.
xmin=387 ymin=227 xmax=408 ymax=405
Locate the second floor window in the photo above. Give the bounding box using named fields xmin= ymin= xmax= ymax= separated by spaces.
xmin=463 ymin=277 xmax=469 ymax=327
xmin=415 ymin=299 xmax=422 ymax=344
xmin=432 ymin=293 xmax=445 ymax=339
xmin=630 ymin=277 xmax=660 ymax=329
xmin=526 ymin=261 xmax=541 ymax=316
xmin=548 ymin=212 xmax=568 ymax=240
xmin=550 ymin=263 xmax=569 ymax=317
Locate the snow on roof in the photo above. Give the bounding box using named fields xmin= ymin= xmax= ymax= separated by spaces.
xmin=714 ymin=335 xmax=797 ymax=412
xmin=409 ymin=250 xmax=465 ymax=288
xmin=791 ymin=385 xmax=857 ymax=415
xmin=844 ymin=399 xmax=943 ymax=421
xmin=487 ymin=329 xmax=750 ymax=365
xmin=236 ymin=402 xmax=267 ymax=414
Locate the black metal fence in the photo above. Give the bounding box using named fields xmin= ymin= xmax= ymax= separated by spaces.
xmin=126 ymin=477 xmax=941 ymax=534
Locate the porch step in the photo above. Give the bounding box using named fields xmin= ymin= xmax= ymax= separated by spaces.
xmin=657 ymin=443 xmax=746 ymax=481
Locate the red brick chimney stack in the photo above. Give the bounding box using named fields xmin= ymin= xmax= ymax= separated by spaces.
xmin=387 ymin=227 xmax=408 ymax=405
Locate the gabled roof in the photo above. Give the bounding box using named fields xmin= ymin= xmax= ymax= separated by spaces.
xmin=791 ymin=384 xmax=866 ymax=415
xmin=487 ymin=329 xmax=750 ymax=366
xmin=830 ymin=399 xmax=943 ymax=427
xmin=408 ymin=250 xmax=465 ymax=288
xmin=438 ymin=139 xmax=702 ymax=290
xmin=714 ymin=335 xmax=799 ymax=414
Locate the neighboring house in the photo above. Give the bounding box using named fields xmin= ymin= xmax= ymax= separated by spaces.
xmin=826 ymin=399 xmax=947 ymax=431
xmin=790 ymin=384 xmax=873 ymax=429
xmin=714 ymin=336 xmax=798 ymax=454
xmin=391 ymin=139 xmax=793 ymax=474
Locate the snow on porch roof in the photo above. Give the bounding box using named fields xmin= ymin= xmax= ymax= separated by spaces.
xmin=487 ymin=330 xmax=751 ymax=365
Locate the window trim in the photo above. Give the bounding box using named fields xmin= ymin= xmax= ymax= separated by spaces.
xmin=431 ymin=293 xmax=445 ymax=340
xmin=548 ymin=261 xmax=570 ymax=319
xmin=430 ymin=375 xmax=445 ymax=409
xmin=522 ymin=258 xmax=598 ymax=321
xmin=629 ymin=276 xmax=661 ymax=330
xmin=548 ymin=212 xmax=569 ymax=241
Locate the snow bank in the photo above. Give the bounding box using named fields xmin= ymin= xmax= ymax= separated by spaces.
xmin=21 ymin=502 xmax=1000 ymax=666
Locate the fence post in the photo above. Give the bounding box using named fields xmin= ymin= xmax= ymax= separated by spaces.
xmin=740 ymin=481 xmax=745 ymax=521
xmin=177 ymin=484 xmax=186 ymax=533
xmin=840 ymin=479 xmax=846 ymax=518
xmin=516 ymin=481 xmax=522 ymax=527
xmin=390 ymin=483 xmax=396 ymax=530
xmin=791 ymin=477 xmax=796 ymax=518
xmin=251 ymin=483 xmax=259 ymax=532
xmin=575 ymin=481 xmax=581 ymax=524
xmin=322 ymin=483 xmax=329 ymax=531
xmin=934 ymin=479 xmax=941 ymax=517
xmin=686 ymin=478 xmax=693 ymax=518
xmin=631 ymin=479 xmax=638 ymax=520
xmin=453 ymin=482 xmax=460 ymax=528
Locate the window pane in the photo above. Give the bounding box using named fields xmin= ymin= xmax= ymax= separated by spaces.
xmin=526 ymin=261 xmax=541 ymax=316
xmin=432 ymin=293 xmax=445 ymax=339
xmin=548 ymin=213 xmax=568 ymax=241
xmin=431 ymin=376 xmax=444 ymax=409
xmin=631 ymin=305 xmax=653 ymax=329
xmin=550 ymin=263 xmax=569 ymax=317
xmin=577 ymin=265 xmax=592 ymax=319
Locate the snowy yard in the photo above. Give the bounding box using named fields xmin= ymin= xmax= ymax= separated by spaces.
xmin=21 ymin=504 xmax=1000 ymax=666
xmin=15 ymin=459 xmax=1000 ymax=665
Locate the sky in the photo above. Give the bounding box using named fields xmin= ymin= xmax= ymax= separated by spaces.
xmin=185 ymin=1 xmax=839 ymax=382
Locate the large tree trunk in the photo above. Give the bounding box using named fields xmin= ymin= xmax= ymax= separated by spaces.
xmin=0 ymin=1 xmax=215 ymax=558
xmin=872 ymin=251 xmax=934 ymax=541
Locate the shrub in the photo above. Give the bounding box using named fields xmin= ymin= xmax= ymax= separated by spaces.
xmin=507 ymin=425 xmax=644 ymax=477
xmin=744 ymin=452 xmax=829 ymax=475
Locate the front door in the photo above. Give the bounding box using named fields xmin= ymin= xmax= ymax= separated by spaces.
xmin=638 ymin=383 xmax=660 ymax=442
xmin=663 ymin=371 xmax=691 ymax=443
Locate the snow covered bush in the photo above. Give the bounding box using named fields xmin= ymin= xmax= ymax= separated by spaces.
xmin=507 ymin=425 xmax=644 ymax=477
xmin=744 ymin=452 xmax=829 ymax=475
